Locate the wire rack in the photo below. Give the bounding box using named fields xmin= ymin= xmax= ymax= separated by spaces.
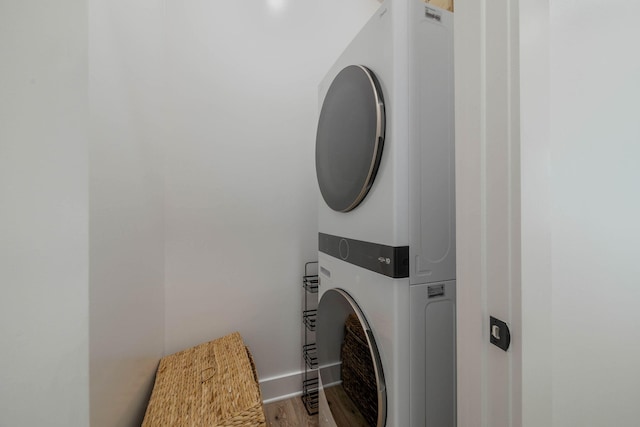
xmin=301 ymin=261 xmax=319 ymax=415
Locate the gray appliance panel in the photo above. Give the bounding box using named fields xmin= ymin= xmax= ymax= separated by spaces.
xmin=408 ymin=5 xmax=456 ymax=285
xmin=410 ymin=280 xmax=456 ymax=427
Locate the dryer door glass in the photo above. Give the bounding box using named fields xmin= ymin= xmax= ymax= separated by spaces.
xmin=317 ymin=288 xmax=386 ymax=427
xmin=315 ymin=65 xmax=385 ymax=212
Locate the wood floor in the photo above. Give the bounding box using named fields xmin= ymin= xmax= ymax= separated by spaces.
xmin=322 ymin=385 xmax=368 ymax=427
xmin=264 ymin=396 xmax=318 ymax=427
xmin=263 ymin=385 xmax=370 ymax=427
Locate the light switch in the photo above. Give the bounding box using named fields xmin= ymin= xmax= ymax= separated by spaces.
xmin=491 ymin=324 xmax=500 ymax=340
xmin=489 ymin=316 xmax=511 ymax=352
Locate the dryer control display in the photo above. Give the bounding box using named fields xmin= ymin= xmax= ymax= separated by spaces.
xmin=315 ymin=65 xmax=385 ymax=212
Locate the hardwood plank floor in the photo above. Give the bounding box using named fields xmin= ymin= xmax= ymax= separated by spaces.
xmin=323 ymin=385 xmax=368 ymax=427
xmin=263 ymin=385 xmax=371 ymax=427
xmin=264 ymin=396 xmax=319 ymax=427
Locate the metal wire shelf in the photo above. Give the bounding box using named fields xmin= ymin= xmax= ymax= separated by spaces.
xmin=301 ymin=261 xmax=319 ymax=415
xmin=303 ymin=309 xmax=317 ymax=332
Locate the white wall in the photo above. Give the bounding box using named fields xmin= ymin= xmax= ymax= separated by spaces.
xmin=520 ymin=1 xmax=640 ymax=425
xmin=163 ymin=0 xmax=380 ymax=400
xmin=0 ymin=1 xmax=90 ymax=425
xmin=88 ymin=1 xmax=166 ymax=426
xmin=548 ymin=1 xmax=640 ymax=424
xmin=1 ymin=0 xmax=379 ymax=423
xmin=519 ymin=1 xmax=553 ymax=426
xmin=458 ymin=0 xmax=640 ymax=425
xmin=455 ymin=0 xmax=523 ymax=425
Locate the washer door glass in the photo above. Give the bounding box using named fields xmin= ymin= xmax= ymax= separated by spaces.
xmin=317 ymin=288 xmax=386 ymax=427
xmin=315 ymin=65 xmax=385 ymax=212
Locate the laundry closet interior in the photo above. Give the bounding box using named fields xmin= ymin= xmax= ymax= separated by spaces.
xmin=4 ymin=0 xmax=640 ymax=426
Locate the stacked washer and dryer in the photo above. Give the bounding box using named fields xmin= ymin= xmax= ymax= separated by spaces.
xmin=314 ymin=1 xmax=455 ymax=426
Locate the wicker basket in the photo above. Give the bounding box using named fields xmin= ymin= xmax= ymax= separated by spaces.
xmin=142 ymin=332 xmax=266 ymax=427
xmin=341 ymin=314 xmax=377 ymax=426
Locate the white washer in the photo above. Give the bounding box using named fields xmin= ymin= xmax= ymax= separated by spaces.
xmin=315 ymin=1 xmax=455 ymax=426
xmin=317 ymin=256 xmax=455 ymax=427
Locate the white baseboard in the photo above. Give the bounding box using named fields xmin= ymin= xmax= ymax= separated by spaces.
xmin=259 ymin=363 xmax=342 ymax=404
xmin=259 ymin=370 xmax=305 ymax=404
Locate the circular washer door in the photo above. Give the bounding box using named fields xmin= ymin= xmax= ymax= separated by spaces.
xmin=317 ymin=288 xmax=386 ymax=427
xmin=315 ymin=65 xmax=386 ymax=212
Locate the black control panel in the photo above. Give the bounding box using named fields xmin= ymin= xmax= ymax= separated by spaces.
xmin=318 ymin=232 xmax=409 ymax=278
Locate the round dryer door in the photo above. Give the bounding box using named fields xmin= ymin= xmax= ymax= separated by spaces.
xmin=315 ymin=65 xmax=386 ymax=212
xmin=317 ymin=288 xmax=386 ymax=427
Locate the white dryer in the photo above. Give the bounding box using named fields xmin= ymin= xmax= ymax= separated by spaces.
xmin=316 ymin=0 xmax=455 ymax=285
xmin=315 ymin=1 xmax=456 ymax=426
